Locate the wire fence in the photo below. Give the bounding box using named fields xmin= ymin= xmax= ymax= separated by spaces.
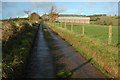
xmin=48 ymin=22 xmax=118 ymax=45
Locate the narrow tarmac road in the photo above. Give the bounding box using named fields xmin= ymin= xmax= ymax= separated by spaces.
xmin=25 ymin=24 xmax=54 ymax=78
xmin=45 ymin=25 xmax=107 ymax=78
xmin=25 ymin=23 xmax=107 ymax=78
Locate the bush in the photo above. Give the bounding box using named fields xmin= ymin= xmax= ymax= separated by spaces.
xmin=94 ymin=16 xmax=118 ymax=26
xmin=95 ymin=17 xmax=113 ymax=25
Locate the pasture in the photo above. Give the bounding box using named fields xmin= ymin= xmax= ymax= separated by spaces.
xmin=52 ymin=22 xmax=118 ymax=45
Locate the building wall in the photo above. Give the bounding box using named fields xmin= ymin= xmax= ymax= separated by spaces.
xmin=56 ymin=16 xmax=90 ymax=24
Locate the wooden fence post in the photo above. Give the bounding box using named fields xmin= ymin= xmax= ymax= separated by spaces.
xmin=82 ymin=23 xmax=85 ymax=35
xmin=108 ymin=25 xmax=112 ymax=45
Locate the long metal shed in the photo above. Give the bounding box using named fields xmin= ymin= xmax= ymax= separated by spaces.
xmin=56 ymin=16 xmax=90 ymax=24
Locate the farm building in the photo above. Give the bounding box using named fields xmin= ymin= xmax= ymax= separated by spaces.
xmin=28 ymin=12 xmax=41 ymax=21
xmin=41 ymin=13 xmax=49 ymax=21
xmin=56 ymin=15 xmax=90 ymax=24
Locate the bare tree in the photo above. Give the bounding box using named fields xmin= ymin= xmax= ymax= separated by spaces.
xmin=24 ymin=10 xmax=31 ymax=20
xmin=24 ymin=10 xmax=31 ymax=15
xmin=49 ymin=4 xmax=57 ymax=13
xmin=49 ymin=4 xmax=65 ymax=14
xmin=47 ymin=4 xmax=65 ymax=22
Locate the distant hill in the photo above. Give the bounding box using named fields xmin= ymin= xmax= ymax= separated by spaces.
xmin=87 ymin=14 xmax=107 ymax=17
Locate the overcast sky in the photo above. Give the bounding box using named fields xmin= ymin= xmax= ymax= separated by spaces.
xmin=1 ymin=2 xmax=118 ymax=19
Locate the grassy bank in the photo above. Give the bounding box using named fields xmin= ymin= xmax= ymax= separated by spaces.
xmin=2 ymin=21 xmax=39 ymax=79
xmin=45 ymin=22 xmax=118 ymax=78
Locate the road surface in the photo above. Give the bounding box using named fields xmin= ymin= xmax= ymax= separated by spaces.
xmin=25 ymin=24 xmax=55 ymax=78
xmin=25 ymin=23 xmax=107 ymax=78
xmin=45 ymin=25 xmax=107 ymax=78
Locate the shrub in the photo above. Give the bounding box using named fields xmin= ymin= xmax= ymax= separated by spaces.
xmin=95 ymin=17 xmax=113 ymax=25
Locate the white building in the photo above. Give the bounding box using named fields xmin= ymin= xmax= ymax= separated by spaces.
xmin=56 ymin=15 xmax=90 ymax=24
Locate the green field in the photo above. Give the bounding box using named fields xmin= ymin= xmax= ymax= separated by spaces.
xmin=52 ymin=22 xmax=118 ymax=45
